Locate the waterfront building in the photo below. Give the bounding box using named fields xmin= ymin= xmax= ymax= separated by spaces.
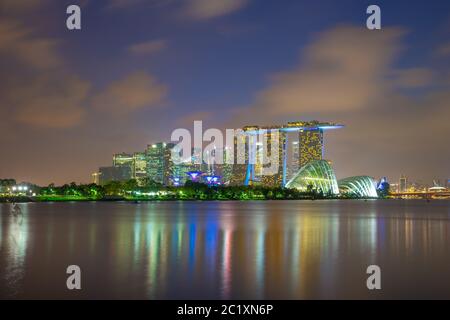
xmin=285 ymin=160 xmax=339 ymax=195
xmin=113 ymin=153 xmax=134 ymax=167
xmin=133 ymin=152 xmax=148 ymax=185
xmin=399 ymin=175 xmax=408 ymax=193
xmin=218 ymin=146 xmax=234 ymax=185
xmin=146 ymin=142 xmax=175 ymax=185
xmin=113 ymin=153 xmax=134 ymax=180
xmin=338 ymin=176 xmax=378 ymax=198
xmin=0 ymin=179 xmax=16 ymax=194
xmin=298 ymin=128 xmax=323 ymax=168
xmin=99 ymin=166 xmax=132 ymax=184
xmin=91 ymin=172 xmax=101 ymax=184
xmin=230 ymin=132 xmax=248 ymax=185
xmin=242 ymin=121 xmax=343 ymax=187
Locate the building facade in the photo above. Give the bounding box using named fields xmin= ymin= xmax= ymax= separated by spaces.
xmin=133 ymin=152 xmax=148 ymax=185
xmin=146 ymin=142 xmax=175 ymax=185
xmin=99 ymin=166 xmax=132 ymax=184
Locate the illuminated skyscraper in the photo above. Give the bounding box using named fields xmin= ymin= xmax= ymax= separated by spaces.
xmin=99 ymin=166 xmax=131 ymax=184
xmin=133 ymin=152 xmax=147 ymax=185
xmin=240 ymin=121 xmax=342 ymax=187
xmin=146 ymin=142 xmax=175 ymax=185
xmin=230 ymin=131 xmax=248 ymax=185
xmin=113 ymin=153 xmax=134 ymax=169
xmin=112 ymin=153 xmax=134 ymax=181
xmin=298 ymin=129 xmax=324 ymax=168
xmin=399 ymin=175 xmax=408 ymax=192
xmin=260 ymin=130 xmax=286 ymax=187
xmin=92 ymin=172 xmax=101 ymax=184
xmin=287 ymin=141 xmax=300 ymax=181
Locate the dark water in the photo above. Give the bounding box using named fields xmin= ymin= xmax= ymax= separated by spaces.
xmin=1 ymin=200 xmax=450 ymax=299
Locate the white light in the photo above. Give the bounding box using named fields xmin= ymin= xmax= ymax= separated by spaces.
xmin=12 ymin=186 xmax=17 ymax=191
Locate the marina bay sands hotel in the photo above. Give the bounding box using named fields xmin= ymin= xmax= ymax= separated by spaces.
xmin=233 ymin=121 xmax=344 ymax=187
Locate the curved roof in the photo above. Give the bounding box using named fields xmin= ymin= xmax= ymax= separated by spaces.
xmin=286 ymin=160 xmax=339 ymax=195
xmin=338 ymin=176 xmax=378 ymax=198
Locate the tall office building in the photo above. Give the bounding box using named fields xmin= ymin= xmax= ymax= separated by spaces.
xmin=146 ymin=142 xmax=175 ymax=185
xmin=240 ymin=126 xmax=287 ymax=187
xmin=260 ymin=130 xmax=286 ymax=187
xmin=113 ymin=153 xmax=134 ymax=177
xmin=92 ymin=172 xmax=101 ymax=184
xmin=133 ymin=152 xmax=147 ymax=185
xmin=287 ymin=141 xmax=300 ymax=181
xmin=230 ymin=131 xmax=248 ymax=185
xmin=99 ymin=166 xmax=132 ymax=184
xmin=399 ymin=175 xmax=408 ymax=193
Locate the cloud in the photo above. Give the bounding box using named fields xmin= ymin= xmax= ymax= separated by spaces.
xmin=107 ymin=0 xmax=173 ymax=10
xmin=0 ymin=0 xmax=47 ymax=13
xmin=128 ymin=39 xmax=167 ymax=55
xmin=225 ymin=24 xmax=449 ymax=182
xmin=0 ymin=19 xmax=62 ymax=70
xmin=91 ymin=72 xmax=168 ymax=115
xmin=436 ymin=43 xmax=450 ymax=56
xmin=0 ymin=19 xmax=88 ymax=129
xmin=11 ymin=75 xmax=90 ymax=128
xmin=243 ymin=26 xmax=406 ymax=119
xmin=391 ymin=68 xmax=433 ymax=88
xmin=107 ymin=0 xmax=146 ymax=9
xmin=184 ymin=0 xmax=248 ymax=20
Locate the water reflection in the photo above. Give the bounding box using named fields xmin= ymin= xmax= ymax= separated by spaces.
xmin=1 ymin=203 xmax=29 ymax=297
xmin=1 ymin=200 xmax=450 ymax=299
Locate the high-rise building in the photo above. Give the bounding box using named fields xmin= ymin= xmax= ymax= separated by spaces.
xmin=113 ymin=153 xmax=134 ymax=177
xmin=240 ymin=121 xmax=342 ymax=187
xmin=287 ymin=140 xmax=300 ymax=181
xmin=260 ymin=130 xmax=286 ymax=187
xmin=92 ymin=172 xmax=101 ymax=184
xmin=133 ymin=152 xmax=147 ymax=185
xmin=284 ymin=121 xmax=327 ymax=170
xmin=298 ymin=129 xmax=323 ymax=168
xmin=242 ymin=126 xmax=286 ymax=187
xmin=99 ymin=166 xmax=132 ymax=184
xmin=146 ymin=142 xmax=175 ymax=185
xmin=399 ymin=175 xmax=408 ymax=193
xmin=230 ymin=131 xmax=248 ymax=185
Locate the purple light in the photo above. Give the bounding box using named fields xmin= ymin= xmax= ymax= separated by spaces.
xmin=187 ymin=171 xmax=203 ymax=181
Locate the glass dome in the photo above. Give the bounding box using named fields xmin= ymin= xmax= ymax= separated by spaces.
xmin=286 ymin=160 xmax=339 ymax=195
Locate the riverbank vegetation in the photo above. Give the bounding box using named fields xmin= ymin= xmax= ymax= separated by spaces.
xmin=0 ymin=179 xmax=381 ymax=202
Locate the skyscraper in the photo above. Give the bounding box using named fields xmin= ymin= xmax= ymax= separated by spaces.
xmin=146 ymin=142 xmax=175 ymax=185
xmin=241 ymin=121 xmax=342 ymax=187
xmin=113 ymin=153 xmax=134 ymax=176
xmin=298 ymin=129 xmax=324 ymax=168
xmin=133 ymin=152 xmax=148 ymax=185
xmin=99 ymin=166 xmax=132 ymax=184
xmin=399 ymin=175 xmax=408 ymax=192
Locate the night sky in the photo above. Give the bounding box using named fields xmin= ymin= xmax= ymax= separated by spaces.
xmin=0 ymin=0 xmax=449 ymax=185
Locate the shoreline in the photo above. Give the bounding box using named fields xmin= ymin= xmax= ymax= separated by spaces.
xmin=1 ymin=196 xmax=441 ymax=203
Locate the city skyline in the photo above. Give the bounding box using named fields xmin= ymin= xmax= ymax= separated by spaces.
xmin=1 ymin=1 xmax=450 ymax=185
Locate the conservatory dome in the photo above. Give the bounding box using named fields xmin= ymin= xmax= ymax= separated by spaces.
xmin=338 ymin=176 xmax=378 ymax=198
xmin=285 ymin=160 xmax=339 ymax=195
